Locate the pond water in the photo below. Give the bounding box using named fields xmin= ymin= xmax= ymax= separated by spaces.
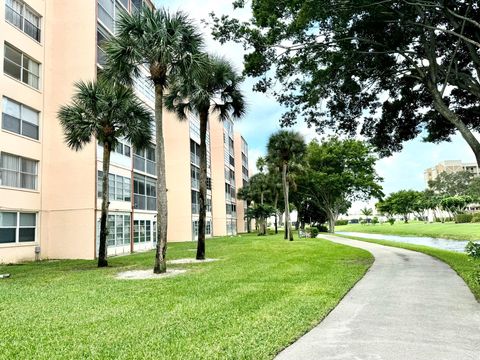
xmin=335 ymin=231 xmax=475 ymax=253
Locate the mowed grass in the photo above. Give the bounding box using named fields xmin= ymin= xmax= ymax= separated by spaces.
xmin=336 ymin=221 xmax=480 ymax=241
xmin=0 ymin=233 xmax=372 ymax=360
xmin=335 ymin=234 xmax=480 ymax=301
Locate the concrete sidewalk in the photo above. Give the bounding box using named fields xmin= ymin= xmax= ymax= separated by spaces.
xmin=275 ymin=235 xmax=480 ymax=360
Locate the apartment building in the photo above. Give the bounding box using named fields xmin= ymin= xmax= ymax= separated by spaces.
xmin=0 ymin=0 xmax=250 ymax=263
xmin=424 ymin=160 xmax=480 ymax=186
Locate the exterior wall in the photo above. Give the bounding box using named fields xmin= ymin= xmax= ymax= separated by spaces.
xmin=164 ymin=110 xmax=192 ymax=242
xmin=1 ymin=0 xmax=44 ymax=263
xmin=424 ymin=160 xmax=480 ymax=186
xmin=0 ymin=0 xmax=251 ymax=264
xmin=234 ymin=131 xmax=246 ymax=233
xmin=41 ymin=0 xmax=97 ymax=260
xmin=210 ymin=117 xmax=227 ymax=236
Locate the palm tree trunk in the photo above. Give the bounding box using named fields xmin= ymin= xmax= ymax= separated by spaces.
xmin=260 ymin=191 xmax=266 ymax=235
xmin=274 ymin=193 xmax=278 ymax=234
xmin=153 ymin=85 xmax=168 ymax=274
xmin=98 ymin=142 xmax=111 ymax=267
xmin=283 ymin=162 xmax=293 ymax=241
xmin=197 ymin=111 xmax=208 ymax=260
xmin=246 ymin=203 xmax=251 ymax=233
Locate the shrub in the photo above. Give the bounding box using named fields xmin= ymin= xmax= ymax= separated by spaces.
xmin=466 ymin=241 xmax=480 ymax=284
xmin=471 ymin=213 xmax=480 ymax=223
xmin=360 ymin=220 xmax=367 ymax=225
xmin=387 ymin=218 xmax=395 ymax=225
xmin=318 ymin=225 xmax=329 ymax=233
xmin=310 ymin=227 xmax=319 ymax=238
xmin=335 ymin=219 xmax=348 ymax=226
xmin=455 ymin=213 xmax=473 ymax=223
xmin=372 ymin=217 xmax=379 ymax=225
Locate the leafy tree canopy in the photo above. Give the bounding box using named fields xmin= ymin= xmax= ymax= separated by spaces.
xmin=428 ymin=170 xmax=474 ymax=196
xmin=298 ymin=137 xmax=383 ymax=231
xmin=211 ymin=0 xmax=480 ymax=164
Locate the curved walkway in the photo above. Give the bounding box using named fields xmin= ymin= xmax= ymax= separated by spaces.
xmin=276 ymin=235 xmax=480 ymax=360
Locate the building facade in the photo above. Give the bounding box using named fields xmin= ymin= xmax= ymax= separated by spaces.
xmin=424 ymin=160 xmax=480 ymax=186
xmin=0 ymin=0 xmax=250 ymax=263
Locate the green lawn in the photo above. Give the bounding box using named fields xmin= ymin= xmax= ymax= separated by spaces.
xmin=0 ymin=233 xmax=372 ymax=360
xmin=336 ymin=221 xmax=480 ymax=241
xmin=335 ymin=234 xmax=480 ymax=301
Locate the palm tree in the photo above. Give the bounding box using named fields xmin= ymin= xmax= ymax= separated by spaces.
xmin=267 ymin=130 xmax=306 ymax=241
xmin=237 ymin=185 xmax=253 ymax=233
xmin=164 ymin=56 xmax=245 ymax=260
xmin=103 ymin=6 xmax=204 ymax=273
xmin=58 ymin=80 xmax=153 ymax=267
xmin=247 ymin=172 xmax=271 ymax=235
xmin=360 ymin=207 xmax=373 ymax=223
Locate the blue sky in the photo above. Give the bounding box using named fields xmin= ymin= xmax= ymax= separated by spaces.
xmin=160 ymin=0 xmax=477 ymax=211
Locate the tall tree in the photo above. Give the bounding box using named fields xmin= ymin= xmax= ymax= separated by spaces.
xmin=246 ymin=172 xmax=271 ymax=235
xmin=165 ymin=55 xmax=246 ymax=260
xmin=299 ymin=138 xmax=383 ymax=232
xmin=58 ymin=80 xmax=152 ymax=267
xmin=266 ymin=130 xmax=306 ymax=240
xmin=237 ymin=185 xmax=254 ymax=233
xmin=211 ymin=1 xmax=480 ymax=167
xmin=428 ymin=171 xmax=474 ymax=196
xmin=380 ymin=190 xmax=422 ymax=223
xmin=104 ymin=7 xmax=203 ymax=273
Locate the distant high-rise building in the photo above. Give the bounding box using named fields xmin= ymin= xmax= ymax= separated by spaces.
xmin=424 ymin=160 xmax=479 ymax=186
xmin=0 ymin=0 xmax=250 ymax=263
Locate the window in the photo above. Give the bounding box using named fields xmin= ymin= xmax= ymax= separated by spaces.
xmin=133 ymin=219 xmax=152 ymax=243
xmin=242 ymin=165 xmax=248 ymax=178
xmin=0 ymin=153 xmax=37 ymax=190
xmin=0 ymin=212 xmax=36 ymax=244
xmin=115 ymin=142 xmax=131 ymax=157
xmin=206 ymin=220 xmax=211 ymax=235
xmin=2 ymin=97 xmax=39 ymax=140
xmin=98 ymin=0 xmax=114 ymax=32
xmin=97 ymin=0 xmax=128 ymax=34
xmin=192 ymin=220 xmax=199 ymax=237
xmin=207 ymin=177 xmax=212 ymax=190
xmin=191 ymin=190 xmax=199 ymax=214
xmin=97 ymin=171 xmax=131 ymax=201
xmin=103 ymin=213 xmax=130 ymax=247
xmin=191 ymin=165 xmax=199 ymax=190
xmin=133 ymin=72 xmax=155 ymax=103
xmin=133 ymin=147 xmax=155 ymax=175
xmin=226 ymin=203 xmax=236 ymax=216
xmin=190 ymin=140 xmax=200 ymax=167
xmin=131 ymin=0 xmax=143 ymax=11
xmin=96 ymin=24 xmax=109 ymax=66
xmin=5 ymin=0 xmax=41 ymax=42
xmin=117 ymin=0 xmax=129 ymax=10
xmin=133 ymin=174 xmax=156 ymax=210
xmin=4 ymin=43 xmax=40 ymax=89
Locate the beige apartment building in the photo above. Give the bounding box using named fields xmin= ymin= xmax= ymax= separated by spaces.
xmin=0 ymin=0 xmax=250 ymax=263
xmin=424 ymin=160 xmax=480 ymax=186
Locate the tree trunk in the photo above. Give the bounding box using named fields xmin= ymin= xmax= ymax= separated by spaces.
xmin=197 ymin=111 xmax=208 ymax=260
xmin=98 ymin=142 xmax=112 ymax=267
xmin=274 ymin=193 xmax=278 ymax=234
xmin=246 ymin=203 xmax=251 ymax=233
xmin=260 ymin=191 xmax=266 ymax=235
xmin=153 ymin=85 xmax=168 ymax=274
xmin=429 ymin=83 xmax=480 ymax=167
xmin=283 ymin=162 xmax=293 ymax=241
